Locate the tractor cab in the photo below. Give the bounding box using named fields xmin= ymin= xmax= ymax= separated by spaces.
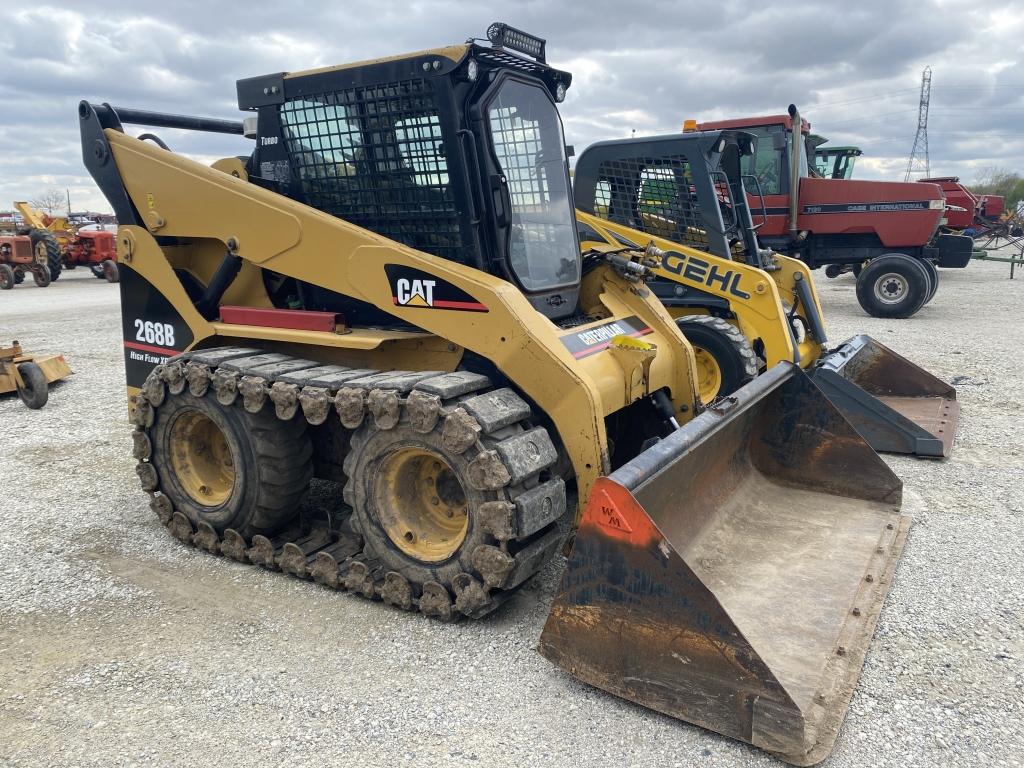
xmin=695 ymin=106 xmax=971 ymax=278
xmin=238 ymin=23 xmax=580 ymax=323
xmin=810 ymin=136 xmax=862 ymax=180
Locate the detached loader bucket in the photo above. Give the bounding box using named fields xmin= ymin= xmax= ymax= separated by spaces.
xmin=539 ymin=364 xmax=908 ymax=766
xmin=810 ymin=334 xmax=958 ymax=458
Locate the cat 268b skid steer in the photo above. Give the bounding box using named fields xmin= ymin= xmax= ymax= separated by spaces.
xmin=80 ymin=24 xmax=907 ymax=765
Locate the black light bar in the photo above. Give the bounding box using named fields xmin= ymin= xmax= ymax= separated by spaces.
xmin=486 ymin=22 xmax=546 ymax=63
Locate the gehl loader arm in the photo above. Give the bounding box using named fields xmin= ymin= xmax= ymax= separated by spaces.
xmin=79 ymin=25 xmax=908 ymax=765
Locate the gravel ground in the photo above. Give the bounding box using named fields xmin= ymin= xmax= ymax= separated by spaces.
xmin=1 ymin=256 xmax=1021 ymax=768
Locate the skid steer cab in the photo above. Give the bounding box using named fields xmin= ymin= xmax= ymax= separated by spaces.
xmin=80 ymin=22 xmax=908 ymax=764
xmin=574 ymin=130 xmax=959 ymax=457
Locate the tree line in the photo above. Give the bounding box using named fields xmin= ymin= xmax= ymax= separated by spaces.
xmin=973 ymin=168 xmax=1024 ymax=211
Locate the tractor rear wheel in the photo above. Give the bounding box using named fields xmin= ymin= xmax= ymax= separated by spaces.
xmin=674 ymin=315 xmax=758 ymax=402
xmin=855 ymin=253 xmax=930 ymax=319
xmin=29 ymin=230 xmax=62 ymax=282
xmin=16 ymin=362 xmax=48 ymax=409
xmin=920 ymin=258 xmax=939 ymax=304
xmin=149 ymin=391 xmax=313 ymax=537
xmin=0 ymin=264 xmax=14 ymax=290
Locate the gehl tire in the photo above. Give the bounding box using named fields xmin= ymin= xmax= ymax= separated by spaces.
xmin=29 ymin=229 xmax=62 ymax=282
xmin=149 ymin=390 xmax=313 ymax=538
xmin=16 ymin=362 xmax=48 ymax=409
xmin=674 ymin=315 xmax=758 ymax=402
xmin=344 ymin=383 xmax=566 ymax=617
xmin=855 ymin=253 xmax=930 ymax=319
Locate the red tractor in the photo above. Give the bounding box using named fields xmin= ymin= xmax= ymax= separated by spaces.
xmin=695 ymin=106 xmax=973 ymax=318
xmin=0 ymin=234 xmax=51 ymax=289
xmin=62 ymin=228 xmax=119 ymax=282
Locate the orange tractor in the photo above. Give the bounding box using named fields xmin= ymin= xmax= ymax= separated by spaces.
xmin=13 ymin=201 xmax=119 ymax=282
xmin=62 ymin=228 xmax=120 ymax=282
xmin=0 ymin=233 xmax=51 ymax=289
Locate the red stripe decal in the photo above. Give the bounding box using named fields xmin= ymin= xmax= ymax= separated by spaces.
xmin=391 ymin=297 xmax=488 ymax=312
xmin=124 ymin=340 xmax=179 ymax=356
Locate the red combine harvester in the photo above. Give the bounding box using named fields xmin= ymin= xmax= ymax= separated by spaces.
xmin=695 ymin=106 xmax=973 ymax=319
xmin=62 ymin=228 xmax=119 ymax=282
xmin=919 ymin=177 xmax=977 ymax=230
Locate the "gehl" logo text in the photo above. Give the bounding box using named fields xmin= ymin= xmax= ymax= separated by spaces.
xmin=395 ymin=278 xmax=436 ymax=307
xmin=659 ymin=251 xmax=751 ymax=299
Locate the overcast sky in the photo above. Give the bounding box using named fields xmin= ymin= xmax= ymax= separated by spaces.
xmin=1 ymin=1 xmax=1021 ymax=214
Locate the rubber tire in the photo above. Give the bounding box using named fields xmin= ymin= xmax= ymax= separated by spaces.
xmin=346 ymin=419 xmax=505 ymax=590
xmin=0 ymin=264 xmax=14 ymax=290
xmin=920 ymin=259 xmax=939 ymax=304
xmin=674 ymin=315 xmax=758 ymax=400
xmin=852 ymin=262 xmax=863 ymax=277
xmin=33 ymin=265 xmax=51 ymax=288
xmin=149 ymin=391 xmax=313 ymax=537
xmin=28 ymin=229 xmax=62 ymax=282
xmin=103 ymin=259 xmax=120 ymax=283
xmin=91 ymin=264 xmax=107 ymax=279
xmin=16 ymin=362 xmax=48 ymax=409
xmin=824 ymin=264 xmax=843 ymax=279
xmin=855 ymin=253 xmax=930 ymax=319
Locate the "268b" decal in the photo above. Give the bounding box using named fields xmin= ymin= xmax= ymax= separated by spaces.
xmin=133 ymin=319 xmax=176 ymax=348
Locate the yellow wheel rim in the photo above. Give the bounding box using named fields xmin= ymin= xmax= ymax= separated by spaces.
xmin=34 ymin=240 xmax=48 ymax=265
xmin=168 ymin=410 xmax=235 ymax=506
xmin=693 ymin=347 xmax=723 ymax=402
xmin=374 ymin=447 xmax=469 ymax=563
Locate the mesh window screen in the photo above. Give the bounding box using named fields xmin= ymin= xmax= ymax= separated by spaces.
xmin=594 ymin=155 xmax=721 ymax=251
xmin=279 ymin=79 xmax=468 ymax=262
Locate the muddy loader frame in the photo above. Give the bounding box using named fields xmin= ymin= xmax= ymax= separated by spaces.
xmin=80 ymin=24 xmax=908 ymax=765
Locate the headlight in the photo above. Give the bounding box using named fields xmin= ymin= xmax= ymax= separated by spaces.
xmin=466 ymin=59 xmax=479 ymax=82
xmin=555 ymin=82 xmax=567 ymax=102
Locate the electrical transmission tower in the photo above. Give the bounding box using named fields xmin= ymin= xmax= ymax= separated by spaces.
xmin=904 ymin=66 xmax=932 ymax=181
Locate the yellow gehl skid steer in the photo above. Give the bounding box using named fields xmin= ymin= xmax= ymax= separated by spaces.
xmin=574 ymin=131 xmax=959 ymax=457
xmin=80 ymin=24 xmax=906 ymax=764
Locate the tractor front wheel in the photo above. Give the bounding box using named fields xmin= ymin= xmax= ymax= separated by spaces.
xmin=33 ymin=265 xmax=52 ymax=288
xmin=0 ymin=264 xmax=14 ymax=290
xmin=29 ymin=230 xmax=62 ymax=282
xmin=102 ymin=259 xmax=119 ymax=283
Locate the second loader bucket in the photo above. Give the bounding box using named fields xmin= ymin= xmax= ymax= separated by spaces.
xmin=539 ymin=364 xmax=909 ymax=766
xmin=810 ymin=334 xmax=958 ymax=457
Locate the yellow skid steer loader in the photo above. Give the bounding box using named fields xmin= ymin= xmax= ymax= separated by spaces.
xmin=79 ymin=23 xmax=906 ymax=764
xmin=574 ymin=131 xmax=958 ymax=457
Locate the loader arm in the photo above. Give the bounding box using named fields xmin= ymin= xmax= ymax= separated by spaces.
xmin=577 ymin=210 xmax=826 ymax=368
xmin=93 ymin=124 xmax=701 ymax=520
xmin=13 ymin=202 xmax=47 ymax=230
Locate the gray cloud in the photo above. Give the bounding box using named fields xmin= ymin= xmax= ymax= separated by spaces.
xmin=1 ymin=1 xmax=1020 ymax=213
